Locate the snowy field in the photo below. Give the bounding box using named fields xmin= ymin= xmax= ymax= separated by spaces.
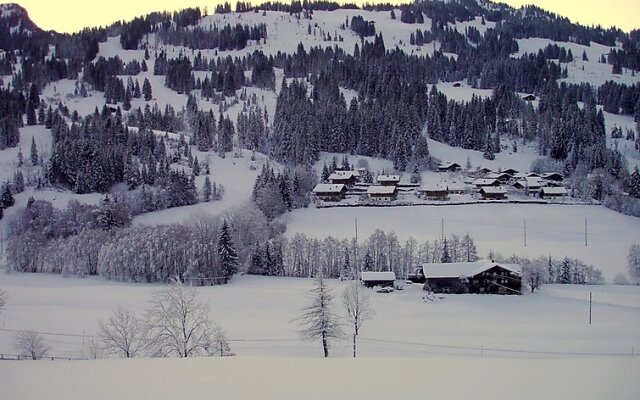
xmin=0 ymin=273 xmax=639 ymax=398
xmin=285 ymin=204 xmax=640 ymax=280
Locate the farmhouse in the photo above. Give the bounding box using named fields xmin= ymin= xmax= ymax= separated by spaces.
xmin=418 ymin=184 xmax=449 ymax=200
xmin=361 ymin=271 xmax=396 ymax=288
xmin=540 ymin=186 xmax=568 ymax=199
xmin=421 ymin=261 xmax=522 ymax=294
xmin=486 ymin=172 xmax=512 ymax=183
xmin=473 ymin=178 xmax=500 ymax=188
xmin=328 ymin=171 xmax=358 ymax=186
xmin=476 ymin=167 xmax=493 ymax=175
xmin=438 ymin=162 xmax=462 ymax=173
xmin=479 ymin=186 xmax=507 ymax=200
xmin=445 ymin=182 xmax=466 ymax=194
xmin=501 ymin=168 xmax=519 ymax=176
xmin=313 ymin=184 xmax=347 ymax=201
xmin=367 ymin=185 xmax=398 ymax=201
xmin=376 ymin=174 xmax=401 ymax=186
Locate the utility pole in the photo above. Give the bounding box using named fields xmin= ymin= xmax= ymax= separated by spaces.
xmin=354 ymin=217 xmax=359 ymax=279
xmin=589 ymin=291 xmax=592 ymax=325
xmin=585 ymin=219 xmax=588 ymax=247
xmin=523 ymin=219 xmax=527 ymax=247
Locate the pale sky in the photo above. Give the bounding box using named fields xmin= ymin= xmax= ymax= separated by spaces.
xmin=4 ymin=0 xmax=639 ymax=34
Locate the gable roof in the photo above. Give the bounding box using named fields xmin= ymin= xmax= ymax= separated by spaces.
xmin=367 ymin=185 xmax=397 ymax=195
xmin=377 ymin=174 xmax=401 ymax=183
xmin=473 ymin=178 xmax=499 ymax=186
xmin=439 ymin=162 xmax=461 ymax=169
xmin=421 ymin=260 xmax=521 ymax=279
xmin=540 ymin=186 xmax=568 ymax=195
xmin=479 ymin=186 xmax=507 ymax=194
xmin=515 ymin=177 xmax=543 ymax=188
xmin=361 ymin=271 xmax=396 ymax=281
xmin=329 ymin=171 xmax=357 ymax=181
xmin=419 ymin=183 xmax=447 ymax=192
xmin=313 ymin=184 xmax=346 ymax=194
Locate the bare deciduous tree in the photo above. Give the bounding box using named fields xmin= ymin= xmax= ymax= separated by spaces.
xmin=15 ymin=330 xmax=50 ymax=360
xmin=521 ymin=259 xmax=548 ymax=293
xmin=342 ymin=282 xmax=375 ymax=357
xmin=83 ymin=338 xmax=105 ymax=360
xmin=295 ymin=276 xmax=343 ymax=357
xmin=144 ymin=284 xmax=216 ymax=358
xmin=211 ymin=325 xmax=234 ymax=357
xmin=99 ymin=306 xmax=146 ymax=358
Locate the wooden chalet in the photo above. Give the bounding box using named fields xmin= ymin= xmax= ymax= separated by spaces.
xmin=445 ymin=182 xmax=466 ymax=194
xmin=473 ymin=178 xmax=500 ymax=189
xmin=476 ymin=167 xmax=493 ymax=175
xmin=328 ymin=171 xmax=358 ymax=187
xmin=361 ymin=271 xmax=396 ymax=288
xmin=486 ymin=172 xmax=512 ymax=183
xmin=523 ymin=94 xmax=536 ymax=101
xmin=479 ymin=186 xmax=507 ymax=200
xmin=418 ymin=184 xmax=449 ymax=200
xmin=313 ymin=184 xmax=347 ymax=202
xmin=541 ymin=172 xmax=563 ymax=182
xmin=539 ymin=186 xmax=568 ymax=199
xmin=501 ymin=168 xmax=519 ymax=176
xmin=438 ymin=162 xmax=462 ymax=173
xmin=367 ymin=185 xmax=398 ymax=201
xmin=376 ymin=174 xmax=401 ymax=186
xmin=421 ymin=261 xmax=521 ymax=294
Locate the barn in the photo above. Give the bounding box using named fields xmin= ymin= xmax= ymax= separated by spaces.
xmin=361 ymin=271 xmax=396 ymax=288
xmin=421 ymin=261 xmax=522 ymax=294
xmin=313 ymin=184 xmax=347 ymax=201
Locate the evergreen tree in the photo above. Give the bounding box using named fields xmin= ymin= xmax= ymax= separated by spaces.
xmin=143 ymin=78 xmax=153 ymax=101
xmin=440 ymin=239 xmax=451 ymax=263
xmin=16 ymin=148 xmax=23 ymax=167
xmin=203 ymin=175 xmax=212 ymax=201
xmin=30 ymin=137 xmax=39 ymax=166
xmin=0 ymin=182 xmax=15 ymax=208
xmin=218 ymin=220 xmax=239 ymax=278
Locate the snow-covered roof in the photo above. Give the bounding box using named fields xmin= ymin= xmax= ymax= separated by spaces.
xmin=542 ymin=172 xmax=563 ymax=180
xmin=419 ymin=183 xmax=447 ymax=192
xmin=439 ymin=162 xmax=461 ymax=169
xmin=329 ymin=171 xmax=357 ymax=180
xmin=313 ymin=184 xmax=345 ymax=194
xmin=486 ymin=172 xmax=511 ymax=180
xmin=541 ymin=187 xmax=568 ymax=195
xmin=361 ymin=271 xmax=396 ymax=281
xmin=473 ymin=178 xmax=499 ymax=186
xmin=367 ymin=185 xmax=397 ymax=195
xmin=480 ymin=186 xmax=507 ymax=194
xmin=515 ymin=177 xmax=542 ymax=188
xmin=377 ymin=174 xmax=401 ymax=183
xmin=421 ymin=260 xmax=521 ymax=279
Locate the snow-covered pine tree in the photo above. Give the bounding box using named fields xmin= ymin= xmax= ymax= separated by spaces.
xmin=30 ymin=137 xmax=38 ymax=166
xmin=203 ymin=175 xmax=212 ymax=202
xmin=440 ymin=238 xmax=451 ymax=263
xmin=218 ymin=220 xmax=238 ymax=279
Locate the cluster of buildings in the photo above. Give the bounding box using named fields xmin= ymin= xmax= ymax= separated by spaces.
xmin=312 ymin=162 xmax=568 ymax=203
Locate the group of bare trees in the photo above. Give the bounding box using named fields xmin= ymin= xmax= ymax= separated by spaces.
xmin=0 ymin=290 xmax=53 ymax=360
xmin=296 ymin=277 xmax=374 ymax=358
xmin=98 ymin=283 xmax=232 ymax=359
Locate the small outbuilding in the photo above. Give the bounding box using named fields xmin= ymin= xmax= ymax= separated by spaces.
xmin=361 ymin=271 xmax=396 ymax=288
xmin=421 ymin=260 xmax=522 ymax=294
xmin=367 ymin=185 xmax=398 ymax=201
xmin=313 ymin=184 xmax=347 ymax=202
xmin=479 ymin=186 xmax=507 ymax=200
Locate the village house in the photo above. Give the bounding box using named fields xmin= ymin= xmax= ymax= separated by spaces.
xmin=539 ymin=186 xmax=568 ymax=199
xmin=328 ymin=170 xmax=358 ymax=187
xmin=361 ymin=271 xmax=396 ymax=288
xmin=501 ymin=168 xmax=519 ymax=176
xmin=541 ymin=172 xmax=563 ymax=182
xmin=312 ymin=184 xmax=347 ymax=202
xmin=486 ymin=172 xmax=512 ymax=183
xmin=420 ymin=260 xmax=522 ymax=294
xmin=376 ymin=174 xmax=401 ymax=186
xmin=479 ymin=186 xmax=507 ymax=200
xmin=367 ymin=185 xmax=398 ymax=201
xmin=476 ymin=167 xmax=493 ymax=175
xmin=513 ymin=176 xmax=543 ymax=191
xmin=445 ymin=182 xmax=466 ymax=194
xmin=472 ymin=178 xmax=501 ymax=189
xmin=438 ymin=162 xmax=462 ymax=173
xmin=418 ymin=184 xmax=449 ymax=200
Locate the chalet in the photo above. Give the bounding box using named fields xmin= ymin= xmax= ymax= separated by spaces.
xmin=361 ymin=271 xmax=396 ymax=288
xmin=418 ymin=184 xmax=449 ymax=200
xmin=438 ymin=162 xmax=462 ymax=173
xmin=367 ymin=185 xmax=398 ymax=201
xmin=501 ymin=168 xmax=519 ymax=176
xmin=376 ymin=174 xmax=401 ymax=186
xmin=313 ymin=184 xmax=347 ymax=202
xmin=329 ymin=171 xmax=357 ymax=187
xmin=472 ymin=178 xmax=500 ymax=189
xmin=540 ymin=186 xmax=568 ymax=199
xmin=513 ymin=177 xmax=543 ymax=191
xmin=476 ymin=167 xmax=493 ymax=175
xmin=486 ymin=172 xmax=512 ymax=183
xmin=479 ymin=186 xmax=507 ymax=200
xmin=542 ymin=172 xmax=563 ymax=182
xmin=446 ymin=182 xmax=466 ymax=194
xmin=421 ymin=260 xmax=522 ymax=294
xmin=523 ymin=94 xmax=536 ymax=101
